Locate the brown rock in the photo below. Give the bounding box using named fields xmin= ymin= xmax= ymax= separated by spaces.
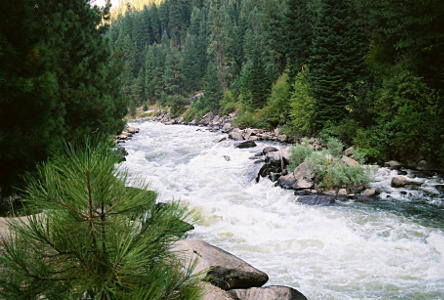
xmin=342 ymin=155 xmax=359 ymax=166
xmin=229 ymin=285 xmax=307 ymax=300
xmin=391 ymin=176 xmax=407 ymax=188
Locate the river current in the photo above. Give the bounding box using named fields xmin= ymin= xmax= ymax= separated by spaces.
xmin=121 ymin=121 xmax=444 ymax=300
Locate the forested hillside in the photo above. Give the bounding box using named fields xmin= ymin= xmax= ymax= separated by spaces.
xmin=109 ymin=0 xmax=444 ymax=166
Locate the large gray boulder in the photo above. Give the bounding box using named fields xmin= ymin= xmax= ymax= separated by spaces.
xmin=275 ymin=173 xmax=297 ymax=189
xmin=265 ymin=151 xmax=282 ymax=167
xmin=172 ymin=239 xmax=269 ymax=290
xmin=229 ymin=285 xmax=307 ymax=300
xmin=293 ymin=162 xmax=315 ymax=181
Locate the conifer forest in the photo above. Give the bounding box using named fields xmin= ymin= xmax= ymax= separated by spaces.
xmin=108 ymin=0 xmax=444 ymax=167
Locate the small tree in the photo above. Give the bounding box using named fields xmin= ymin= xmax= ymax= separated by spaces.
xmin=0 ymin=141 xmax=202 ymax=299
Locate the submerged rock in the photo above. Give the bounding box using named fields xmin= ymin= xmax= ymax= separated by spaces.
xmin=229 ymin=285 xmax=307 ymax=300
xmin=296 ymin=195 xmax=335 ymax=206
xmin=275 ymin=173 xmax=297 ymax=189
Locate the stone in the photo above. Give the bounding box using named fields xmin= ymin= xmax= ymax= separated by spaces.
xmin=234 ymin=140 xmax=257 ymax=149
xmin=117 ymin=134 xmax=128 ymax=140
xmin=269 ymin=172 xmax=281 ymax=182
xmin=265 ymin=151 xmax=282 ymax=167
xmin=202 ymin=282 xmax=237 ymax=300
xmin=229 ymin=285 xmax=307 ymax=300
xmin=416 ymin=160 xmax=436 ymax=171
xmin=229 ymin=132 xmax=244 ymax=141
xmin=344 ymin=146 xmax=355 ymax=156
xmin=391 ymin=176 xmax=407 ymax=188
xmin=278 ymin=134 xmax=288 ymax=142
xmin=275 ymin=173 xmax=297 ymax=189
xmin=294 ymin=179 xmax=314 ymax=190
xmin=243 ymin=128 xmax=256 ymax=140
xmin=384 ymin=160 xmax=403 ymax=170
xmin=342 ymin=155 xmax=359 ymax=166
xmin=361 ymin=188 xmax=379 ymax=197
xmin=346 ymin=184 xmax=366 ymax=194
xmin=218 ymin=137 xmax=227 ymax=143
xmin=223 ymin=155 xmax=231 ymax=161
xmin=354 ymin=195 xmax=377 ymax=202
xmin=222 ymin=123 xmax=233 ymax=133
xmin=248 ymin=136 xmax=259 ymax=141
xmin=262 ymin=146 xmax=279 ymax=155
xmin=294 ymin=190 xmax=311 ymax=196
xmin=280 ymin=149 xmax=290 ymax=165
xmin=172 ymin=239 xmax=269 ymax=290
xmin=296 ymin=195 xmax=335 ymax=206
xmin=127 ymin=126 xmax=139 ymax=134
xmin=293 ymin=162 xmax=315 ymax=181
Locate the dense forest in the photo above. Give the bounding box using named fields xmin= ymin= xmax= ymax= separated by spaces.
xmin=108 ymin=0 xmax=444 ymax=166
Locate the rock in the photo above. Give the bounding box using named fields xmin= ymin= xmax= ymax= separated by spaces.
xmin=218 ymin=137 xmax=227 ymax=143
xmin=127 ymin=126 xmax=139 ymax=134
xmin=397 ymin=170 xmax=408 ymax=176
xmin=278 ymin=134 xmax=287 ymax=142
xmin=296 ymin=195 xmax=335 ymax=206
xmin=234 ymin=140 xmax=257 ymax=149
xmin=202 ymin=282 xmax=237 ymax=300
xmin=222 ymin=123 xmax=233 ymax=133
xmin=223 ymin=155 xmax=231 ymax=161
xmin=280 ymin=149 xmax=290 ymax=164
xmin=404 ymin=184 xmax=421 ymax=190
xmin=391 ymin=176 xmax=407 ymax=188
xmin=384 ymin=160 xmax=403 ymax=170
xmin=294 ymin=179 xmax=314 ymax=190
xmin=117 ymin=134 xmax=129 ymax=140
xmin=248 ymin=136 xmax=259 ymax=141
xmin=361 ymin=188 xmax=379 ymax=197
xmin=172 ymin=239 xmax=269 ymax=290
xmin=346 ymin=184 xmax=366 ymax=194
xmin=338 ymin=188 xmax=347 ymax=196
xmin=294 ymin=189 xmax=311 ymax=196
xmin=344 ymin=146 xmax=355 ymax=156
xmin=113 ymin=147 xmax=128 ymax=163
xmin=293 ymin=162 xmax=315 ymax=181
xmin=228 ymin=285 xmax=307 ymax=300
xmin=243 ymin=128 xmax=256 ymax=140
xmin=342 ymin=155 xmax=359 ymax=166
xmin=354 ymin=195 xmax=377 ymax=202
xmin=262 ymin=146 xmax=279 ymax=155
xmin=416 ymin=160 xmax=436 ymax=171
xmin=229 ymin=132 xmax=244 ymax=141
xmin=265 ymin=151 xmax=282 ymax=167
xmin=269 ymin=172 xmax=281 ymax=182
xmin=275 ymin=173 xmax=297 ymax=189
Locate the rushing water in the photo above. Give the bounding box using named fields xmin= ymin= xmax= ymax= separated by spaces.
xmin=121 ymin=121 xmax=444 ymax=300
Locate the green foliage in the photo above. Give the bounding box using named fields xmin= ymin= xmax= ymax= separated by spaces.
xmin=219 ymin=90 xmax=237 ymax=116
xmin=0 ymin=0 xmax=126 ymax=196
xmin=326 ymin=138 xmax=344 ymax=158
xmin=0 ymin=141 xmax=202 ymax=299
xmin=129 ymin=100 xmax=137 ymax=116
xmin=290 ymin=67 xmax=316 ymax=134
xmin=143 ymin=101 xmax=149 ymax=111
xmin=168 ymin=95 xmax=189 ymax=118
xmin=232 ymin=111 xmax=256 ymax=129
xmin=322 ymin=163 xmax=371 ymax=191
xmin=288 ymin=140 xmax=313 ymax=170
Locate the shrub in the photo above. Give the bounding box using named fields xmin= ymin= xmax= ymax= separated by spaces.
xmin=288 ymin=140 xmax=313 ymax=170
xmin=143 ymin=101 xmax=149 ymax=111
xmin=0 ymin=141 xmax=203 ymax=299
xmin=326 ymin=137 xmax=344 ymax=157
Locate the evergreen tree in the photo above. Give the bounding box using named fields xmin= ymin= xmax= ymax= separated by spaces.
xmin=203 ymin=63 xmax=224 ymax=113
xmin=145 ymin=44 xmax=166 ymax=103
xmin=0 ymin=141 xmax=203 ymax=299
xmin=182 ymin=34 xmax=202 ymax=92
xmin=308 ymin=0 xmax=365 ymax=128
xmin=132 ymin=68 xmax=146 ymax=104
xmin=163 ymin=45 xmax=183 ymax=96
xmin=285 ymin=0 xmax=313 ymax=81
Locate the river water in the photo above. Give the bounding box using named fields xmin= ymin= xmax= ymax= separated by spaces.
xmin=121 ymin=121 xmax=444 ymax=300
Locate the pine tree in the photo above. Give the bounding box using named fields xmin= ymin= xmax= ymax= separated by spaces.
xmin=203 ymin=63 xmax=223 ymax=113
xmin=163 ymin=45 xmax=183 ymax=96
xmin=308 ymin=0 xmax=365 ymax=128
xmin=0 ymin=141 xmax=203 ymax=299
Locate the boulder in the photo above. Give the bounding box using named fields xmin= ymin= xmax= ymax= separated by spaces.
xmin=243 ymin=128 xmax=256 ymax=140
xmin=228 ymin=285 xmax=307 ymax=300
xmin=361 ymin=188 xmax=379 ymax=197
xmin=278 ymin=135 xmax=288 ymax=142
xmin=416 ymin=160 xmax=436 ymax=171
xmin=127 ymin=126 xmax=139 ymax=134
xmin=275 ymin=173 xmax=297 ymax=189
xmin=354 ymin=195 xmax=377 ymax=202
xmin=391 ymin=176 xmax=407 ymax=188
xmin=262 ymin=147 xmax=279 ymax=155
xmin=296 ymin=195 xmax=335 ymax=206
xmin=265 ymin=151 xmax=282 ymax=167
xmin=229 ymin=132 xmax=244 ymax=141
xmin=234 ymin=141 xmax=257 ymax=149
xmin=344 ymin=146 xmax=355 ymax=156
xmin=202 ymin=282 xmax=237 ymax=300
xmin=346 ymin=184 xmax=366 ymax=194
xmin=117 ymin=134 xmax=129 ymax=140
xmin=172 ymin=239 xmax=269 ymax=290
xmin=294 ymin=179 xmax=314 ymax=190
xmin=342 ymin=155 xmax=359 ymax=166
xmin=280 ymin=149 xmax=290 ymax=164
xmin=269 ymin=172 xmax=282 ymax=182
xmin=384 ymin=160 xmax=403 ymax=170
xmin=293 ymin=162 xmax=315 ymax=181
xmin=222 ymin=123 xmax=233 ymax=133
xmin=248 ymin=136 xmax=259 ymax=141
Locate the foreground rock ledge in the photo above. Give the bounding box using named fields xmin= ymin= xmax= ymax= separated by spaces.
xmin=172 ymin=238 xmax=269 ymax=290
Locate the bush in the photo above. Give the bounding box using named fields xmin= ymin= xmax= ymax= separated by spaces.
xmin=0 ymin=141 xmax=203 ymax=299
xmin=288 ymin=140 xmax=313 ymax=170
xmin=129 ymin=99 xmax=137 ymax=116
xmin=219 ymin=90 xmax=237 ymax=116
xmin=326 ymin=137 xmax=344 ymax=157
xmin=143 ymin=101 xmax=149 ymax=111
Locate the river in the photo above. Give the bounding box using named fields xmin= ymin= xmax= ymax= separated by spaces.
xmin=121 ymin=121 xmax=444 ymax=300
